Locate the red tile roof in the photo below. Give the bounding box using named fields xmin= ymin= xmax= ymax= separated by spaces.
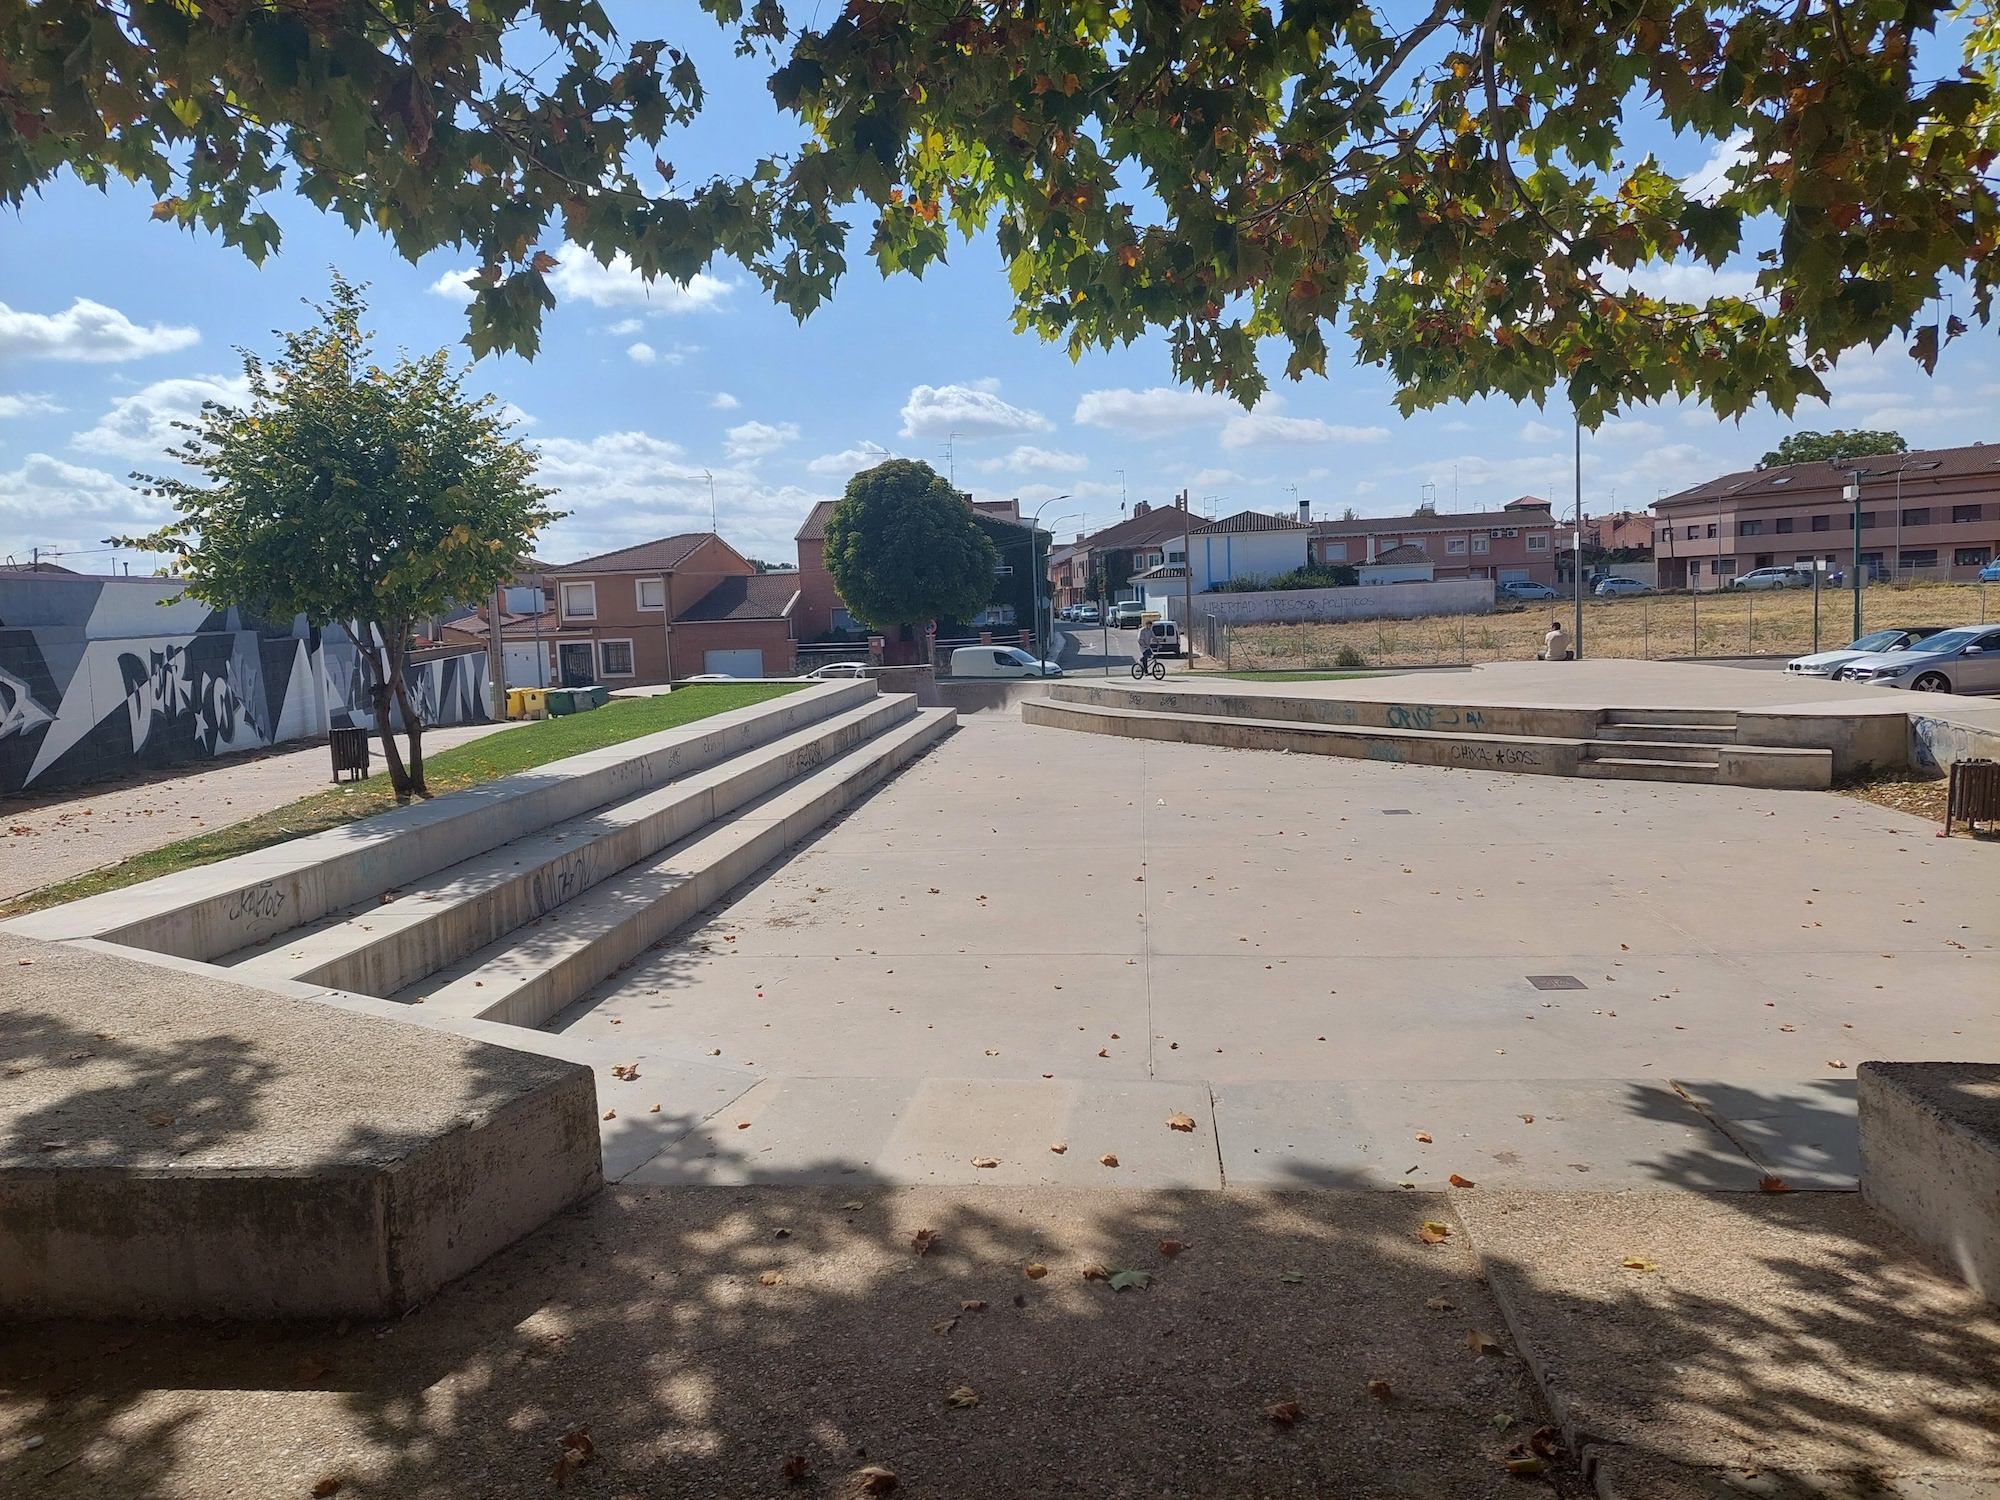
xmin=676 ymin=573 xmax=800 ymax=622
xmin=548 ymin=534 xmax=712 ymax=573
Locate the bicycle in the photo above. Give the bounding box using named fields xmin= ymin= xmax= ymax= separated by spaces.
xmin=1131 ymin=654 xmax=1167 ymax=681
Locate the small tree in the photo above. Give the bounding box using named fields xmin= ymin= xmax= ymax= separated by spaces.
xmin=123 ymin=276 xmax=559 ymax=800
xmin=822 ymin=461 xmax=997 ymax=636
xmin=1761 ymin=430 xmax=1908 ymax=468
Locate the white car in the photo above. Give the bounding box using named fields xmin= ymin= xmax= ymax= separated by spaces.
xmin=1075 ymin=604 xmax=1100 ymax=623
xmin=1592 ymin=576 xmax=1651 ymax=597
xmin=950 ymin=645 xmax=1064 ymax=679
xmin=1730 ymin=566 xmax=1809 ymax=590
xmin=1836 ymin=625 xmax=2000 ymax=693
xmin=1785 ymin=627 xmax=1951 ymax=678
xmin=799 ymin=661 xmax=871 ymax=680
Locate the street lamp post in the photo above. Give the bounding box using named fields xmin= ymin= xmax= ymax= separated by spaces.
xmin=1844 ymin=459 xmax=1942 ymax=641
xmin=1022 ymin=494 xmax=1070 ymax=666
xmin=1845 ymin=471 xmax=1864 ymax=642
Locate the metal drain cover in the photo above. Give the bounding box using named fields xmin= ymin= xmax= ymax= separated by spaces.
xmin=1527 ymin=975 xmax=1588 ymax=991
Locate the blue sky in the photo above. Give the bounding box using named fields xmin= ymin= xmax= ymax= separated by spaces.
xmin=5 ymin=18 xmax=1997 ymax=574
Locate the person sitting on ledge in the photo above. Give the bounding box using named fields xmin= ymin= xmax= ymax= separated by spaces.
xmin=1538 ymin=619 xmax=1573 ymax=661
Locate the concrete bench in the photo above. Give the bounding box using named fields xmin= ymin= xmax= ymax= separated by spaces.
xmin=1859 ymin=1061 xmax=2000 ymax=1301
xmin=0 ymin=933 xmax=601 ymax=1319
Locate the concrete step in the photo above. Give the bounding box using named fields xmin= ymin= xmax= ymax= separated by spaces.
xmin=5 ymin=679 xmax=878 ymax=962
xmin=1578 ymin=756 xmax=1727 ymax=783
xmin=222 ymin=693 xmax=919 ymax=998
xmin=1598 ymin=706 xmax=1738 ymax=730
xmin=1592 ymin=723 xmax=1737 ymax=745
xmin=1582 ymin=739 xmax=1719 ymax=765
xmin=409 ymin=707 xmax=957 ymax=1029
xmin=1044 ymin=681 xmax=1602 ymax=740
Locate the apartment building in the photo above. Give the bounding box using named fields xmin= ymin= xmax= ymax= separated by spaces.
xmin=1652 ymin=443 xmax=2000 ymax=589
xmin=1309 ymin=496 xmax=1561 ymax=585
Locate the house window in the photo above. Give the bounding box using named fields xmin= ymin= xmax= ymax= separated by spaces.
xmin=995 ymin=563 xmax=1014 ymax=577
xmin=1775 ymin=517 xmax=1794 ymax=534
xmin=1955 ymin=546 xmax=1993 ymax=567
xmin=1471 ymin=536 xmax=1489 ymax=554
xmin=1166 ymin=548 xmax=1185 ymax=564
xmin=1810 ymin=514 xmax=1831 ymax=532
xmin=1705 ymin=523 xmax=1717 ymax=539
xmin=1899 ymin=550 xmax=1938 ymax=571
xmin=1952 ymin=504 xmax=1982 ymax=523
xmin=1686 ymin=525 xmax=1700 ymax=540
xmin=1525 ymin=533 xmax=1549 ymax=552
xmin=1321 ymin=542 xmax=1348 ymax=562
xmin=561 ymin=582 xmax=597 ymax=620
xmin=1715 ymin=557 xmax=1737 ymax=575
xmin=1738 ymin=519 xmax=1763 ymax=536
xmin=1754 ymin=553 xmax=1774 ymax=569
xmin=1688 ymin=560 xmax=1701 ymax=577
xmin=636 ymin=578 xmax=666 ymax=611
xmin=1902 ymin=508 xmax=1931 ymax=527
xmin=598 ymin=639 xmax=635 ymax=676
xmin=1445 ymin=537 xmax=1468 ymax=555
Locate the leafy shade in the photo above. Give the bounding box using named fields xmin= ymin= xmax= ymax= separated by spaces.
xmin=822 ymin=461 xmax=998 ymax=630
xmin=121 ymin=276 xmax=559 ymax=798
xmin=1760 ymin=430 xmax=1909 ymax=467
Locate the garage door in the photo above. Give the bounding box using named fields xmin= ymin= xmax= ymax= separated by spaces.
xmin=503 ymin=641 xmax=550 ymax=688
xmin=702 ymin=648 xmax=766 ymax=679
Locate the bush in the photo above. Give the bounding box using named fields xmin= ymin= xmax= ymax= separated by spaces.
xmin=1333 ymin=643 xmax=1368 ymax=669
xmin=1208 ymin=562 xmax=1358 ymax=593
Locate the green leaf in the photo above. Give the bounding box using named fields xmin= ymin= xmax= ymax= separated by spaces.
xmin=1107 ymin=1268 xmax=1151 ymax=1292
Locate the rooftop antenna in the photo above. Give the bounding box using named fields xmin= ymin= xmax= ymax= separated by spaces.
xmin=1453 ymin=464 xmax=1459 ymax=511
xmin=1117 ymin=469 xmax=1127 ymax=513
xmin=702 ymin=470 xmax=716 ymax=532
xmin=940 ymin=432 xmax=958 ymax=488
xmin=1419 ymin=480 xmax=1437 ymax=511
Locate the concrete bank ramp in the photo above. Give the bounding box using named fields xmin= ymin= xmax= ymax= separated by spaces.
xmin=1026 ymin=681 xmax=1839 ymax=789
xmin=0 ymin=932 xmax=601 ymax=1319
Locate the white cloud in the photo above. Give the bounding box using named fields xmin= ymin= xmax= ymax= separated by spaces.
xmin=626 ymin=342 xmax=666 ymax=365
xmin=606 ymin=318 xmax=645 ymax=336
xmin=1180 ymin=468 xmax=1240 ymax=490
xmin=1074 ymin=386 xmax=1235 ymax=432
xmin=980 ymin=444 xmax=1088 ymax=475
xmin=1220 ymin=405 xmax=1389 ymax=450
xmin=1521 ymin=420 xmax=1560 ymax=444
xmin=0 ymin=299 xmax=200 ymax=364
xmin=70 ymin=374 xmax=251 ymax=462
xmin=1611 ymin=261 xmax=1762 ymax=302
xmin=0 ymin=452 xmax=163 ymax=533
xmin=1304 ymin=467 xmax=1331 ymax=481
xmin=430 ymin=246 xmax=734 ymax=314
xmin=0 ymin=393 xmax=63 ymax=419
xmin=1600 ymin=419 xmax=1665 ymax=444
xmin=724 ymin=420 xmax=800 ymax=460
xmin=899 ymin=382 xmax=1052 ymax=440
xmin=1354 ymin=481 xmax=1379 ymax=495
xmin=806 ymin=443 xmax=894 ymax=479
xmin=711 ymin=392 xmax=741 ymax=410
xmin=1682 ymin=130 xmax=1752 ymax=205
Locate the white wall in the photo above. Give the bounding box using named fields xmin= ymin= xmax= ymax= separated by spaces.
xmin=1192 ymin=529 xmax=1308 ymax=590
xmin=1186 ymin=577 xmax=1494 ymax=625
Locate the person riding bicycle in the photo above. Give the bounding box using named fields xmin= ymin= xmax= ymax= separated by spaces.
xmin=1138 ymin=639 xmax=1158 ymax=672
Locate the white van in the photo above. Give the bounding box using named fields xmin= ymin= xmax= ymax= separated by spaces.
xmin=1138 ymin=619 xmax=1182 ymax=657
xmin=950 ymin=645 xmax=1064 ymax=679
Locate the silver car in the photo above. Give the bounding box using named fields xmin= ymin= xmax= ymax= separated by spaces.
xmin=1785 ymin=627 xmax=1952 ymax=678
xmin=1730 ymin=566 xmax=1810 ymax=590
xmin=1837 ymin=625 xmax=2000 ymax=693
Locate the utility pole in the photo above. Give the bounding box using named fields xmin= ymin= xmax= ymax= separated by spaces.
xmin=1845 ymin=471 xmax=1864 ymax=642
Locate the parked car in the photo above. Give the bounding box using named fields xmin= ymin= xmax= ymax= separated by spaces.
xmin=950 ymin=645 xmax=1064 ymax=679
xmin=799 ymin=661 xmax=871 ymax=680
xmin=1112 ymin=601 xmax=1147 ymax=627
xmin=1785 ymin=627 xmax=1952 ymax=679
xmin=681 ymin=673 xmax=743 ymax=682
xmin=1138 ymin=619 xmax=1183 ymax=657
xmin=1835 ymin=625 xmax=2000 ymax=693
xmin=1980 ymin=561 xmax=2000 ymax=583
xmin=1075 ymin=604 xmax=1100 ymax=623
xmin=1592 ymin=576 xmax=1651 ymax=597
xmin=1729 ymin=566 xmax=1810 ymax=590
xmin=1498 ymin=580 xmax=1559 ymax=601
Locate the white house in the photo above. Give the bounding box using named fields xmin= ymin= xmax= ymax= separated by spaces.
xmin=1357 ymin=543 xmax=1437 ymax=586
xmin=1188 ymin=510 xmax=1311 ymax=590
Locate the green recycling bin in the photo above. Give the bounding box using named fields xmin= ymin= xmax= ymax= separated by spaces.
xmin=585 ymin=684 xmax=609 ymax=709
xmin=545 ymin=687 xmax=578 ymax=715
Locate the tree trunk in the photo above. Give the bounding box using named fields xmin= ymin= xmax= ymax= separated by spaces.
xmin=388 ymin=626 xmax=429 ymax=798
xmin=355 ymin=619 xmax=411 ymax=800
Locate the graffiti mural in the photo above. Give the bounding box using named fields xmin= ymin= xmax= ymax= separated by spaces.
xmin=0 ymin=573 xmax=488 ymax=794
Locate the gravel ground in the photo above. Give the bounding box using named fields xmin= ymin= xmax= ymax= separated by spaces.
xmin=0 ymin=721 xmax=524 ymax=900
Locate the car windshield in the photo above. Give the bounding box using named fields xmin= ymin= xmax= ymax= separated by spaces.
xmin=1847 ymin=631 xmax=1907 ymax=652
xmin=1903 ymin=628 xmax=1980 ymax=654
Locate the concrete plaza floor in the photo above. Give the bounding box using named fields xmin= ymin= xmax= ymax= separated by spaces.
xmin=555 ymin=705 xmax=1998 ymax=1196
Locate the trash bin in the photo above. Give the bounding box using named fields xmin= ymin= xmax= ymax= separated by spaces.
xmin=585 ymin=684 xmax=609 ymax=710
xmin=329 ymin=725 xmax=370 ymax=783
xmin=512 ymin=687 xmax=548 ymax=719
xmin=1946 ymin=759 xmax=2000 ymax=835
xmin=546 ymin=688 xmax=578 ymax=716
xmin=506 ymin=687 xmax=529 ymax=720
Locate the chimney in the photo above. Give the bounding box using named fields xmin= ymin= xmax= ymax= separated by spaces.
xmin=1298 ymin=498 xmax=1310 ymax=525
xmin=1134 ymin=500 xmax=1149 ymax=516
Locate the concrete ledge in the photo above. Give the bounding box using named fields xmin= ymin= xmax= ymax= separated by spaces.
xmin=1859 ymin=1061 xmax=2000 ymax=1301
xmin=0 ymin=933 xmax=601 ymax=1319
xmin=1047 ymin=680 xmax=1605 ymax=738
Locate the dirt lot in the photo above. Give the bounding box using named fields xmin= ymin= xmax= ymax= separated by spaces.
xmin=1204 ymin=580 xmax=1995 ymax=672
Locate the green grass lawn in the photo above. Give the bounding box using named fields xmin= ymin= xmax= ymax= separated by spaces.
xmin=0 ymin=683 xmax=800 ymax=918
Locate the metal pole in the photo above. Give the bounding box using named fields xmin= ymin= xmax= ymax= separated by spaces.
xmin=492 ymin=583 xmax=509 ymax=719
xmin=1573 ymin=417 xmax=1584 ymax=659
xmin=1180 ymin=489 xmax=1194 ymax=671
xmin=1692 ymin=586 xmax=1699 ymax=658
xmin=1848 ymin=473 xmax=1863 ymax=642
xmin=1812 ymin=563 xmax=1821 ymax=652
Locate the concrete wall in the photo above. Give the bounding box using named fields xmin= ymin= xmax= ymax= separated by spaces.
xmin=1190 ymin=577 xmax=1495 ymax=626
xmin=1738 ymin=709 xmax=1910 ymax=776
xmin=1909 ymin=711 xmax=2000 ymax=773
xmin=1858 ymin=1061 xmax=2000 ymax=1301
xmin=1191 ymin=528 xmax=1308 ymax=590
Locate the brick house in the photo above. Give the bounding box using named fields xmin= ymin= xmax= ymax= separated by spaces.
xmin=1309 ymin=496 xmax=1560 ymax=586
xmin=1652 ymin=442 xmax=2000 ymax=589
xmin=487 ymin=533 xmax=799 ymax=684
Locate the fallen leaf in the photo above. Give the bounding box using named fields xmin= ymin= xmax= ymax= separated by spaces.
xmin=1024 ymin=1262 xmax=1049 ymax=1279
xmin=856 ymin=1464 xmax=899 ymax=1494
xmin=1265 ymin=1401 xmax=1304 ymax=1427
xmin=649 ymin=1104 xmax=661 ymax=1113
xmin=1157 ymin=1239 xmax=1184 ymax=1257
xmin=944 ymin=1385 xmax=979 ymax=1408
xmin=1519 ymin=1114 xmax=1535 ymax=1124
xmin=1780 ymin=1024 xmax=1797 ymax=1032
xmin=1414 ymin=1131 xmax=1433 ymax=1143
xmin=297 ymin=1358 xmax=329 ymax=1383
xmin=932 ymin=1316 xmax=958 ymax=1336
xmin=961 ymin=1300 xmax=987 ymax=1312
xmin=1081 ymin=1263 xmax=1110 ymax=1281
xmin=970 ymin=1156 xmax=1001 ymax=1169
xmin=1166 ymin=1111 xmax=1196 ymax=1132
xmin=912 ymin=1228 xmax=939 ymax=1256
xmin=313 ymin=1479 xmax=342 ymax=1497
xmin=774 ymin=1228 xmax=791 ymax=1239
xmin=1049 ymin=1142 xmax=1068 ymax=1154
xmin=149 ymin=1114 xmax=175 ymax=1128
xmin=736 ymin=1121 xmax=751 ymax=1130
xmin=842 ymin=1199 xmax=865 ymax=1211
xmin=1278 ymin=1270 xmax=1305 ymax=1285
xmin=602 ymin=1110 xmax=616 ymax=1120
xmin=1759 ymin=1175 xmax=1791 ymax=1194
xmin=1529 ymin=1424 xmax=1564 ymax=1459
xmin=1504 ymin=1455 xmax=1545 ymax=1477
xmin=552 ymin=1426 xmax=595 ymax=1487
xmin=1448 ymin=1174 xmax=1477 ymax=1188
xmin=1109 ymin=1268 xmax=1151 ymax=1291
xmin=1492 ymin=1413 xmax=1515 ymax=1431
xmin=1467 ymin=1329 xmax=1505 ymax=1356
xmin=1621 ymin=1257 xmax=1659 ymax=1272
xmin=1828 ymin=1059 xmax=1847 ymax=1069
xmin=1367 ymin=1379 xmax=1394 ymax=1401
xmin=984 ymin=1049 xmax=998 ymax=1056
xmin=759 ymin=1270 xmax=783 ymax=1286
xmin=1425 ymin=1296 xmax=1456 ymax=1311
xmin=1098 ymin=1153 xmax=1119 ymax=1167
xmin=610 ymin=1063 xmax=640 ymax=1081
xmin=782 ymin=1453 xmax=812 ymax=1483
xmin=1097 ymin=1049 xmax=1108 ymax=1058
xmin=1419 ymin=1221 xmax=1452 ymax=1244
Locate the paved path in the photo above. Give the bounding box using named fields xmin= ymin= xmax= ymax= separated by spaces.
xmin=552 ymin=705 xmax=1996 ymax=1194
xmin=0 ymin=720 xmax=527 ymax=900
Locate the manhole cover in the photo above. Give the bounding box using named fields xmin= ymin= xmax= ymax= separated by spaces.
xmin=1381 ymin=809 xmax=1413 ymax=815
xmin=1527 ymin=975 xmax=1588 ymax=991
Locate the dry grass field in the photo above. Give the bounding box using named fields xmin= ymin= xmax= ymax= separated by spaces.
xmin=1199 ymin=580 xmax=1996 ymax=673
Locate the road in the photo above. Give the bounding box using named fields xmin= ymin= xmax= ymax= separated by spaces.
xmin=1054 ymin=619 xmax=1186 ymax=676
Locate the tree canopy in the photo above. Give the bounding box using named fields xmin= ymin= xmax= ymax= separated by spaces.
xmin=1759 ymin=430 xmax=1909 ymax=467
xmin=822 ymin=461 xmax=998 ymax=630
xmin=13 ymin=1 xmax=2000 ymax=418
xmin=122 ymin=275 xmax=559 ymax=797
